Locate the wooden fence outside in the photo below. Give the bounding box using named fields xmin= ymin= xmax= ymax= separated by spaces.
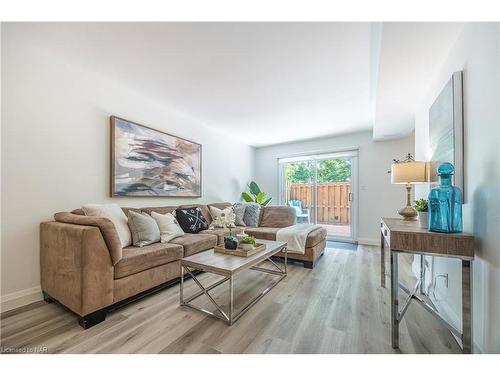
xmin=286 ymin=182 xmax=351 ymax=225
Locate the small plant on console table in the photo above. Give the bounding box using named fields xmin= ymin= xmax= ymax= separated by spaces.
xmin=414 ymin=198 xmax=429 ymax=229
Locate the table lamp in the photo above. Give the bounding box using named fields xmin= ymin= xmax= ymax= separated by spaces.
xmin=391 ymin=153 xmax=428 ymax=221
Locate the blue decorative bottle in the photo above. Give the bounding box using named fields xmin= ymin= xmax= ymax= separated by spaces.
xmin=428 ymin=162 xmax=463 ymax=233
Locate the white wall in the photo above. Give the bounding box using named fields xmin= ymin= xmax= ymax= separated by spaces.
xmin=414 ymin=23 xmax=500 ymax=353
xmin=0 ymin=24 xmax=255 ymax=311
xmin=254 ymin=131 xmax=414 ymax=244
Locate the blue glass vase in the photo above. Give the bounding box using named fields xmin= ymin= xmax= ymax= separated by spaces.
xmin=428 ymin=162 xmax=463 ymax=233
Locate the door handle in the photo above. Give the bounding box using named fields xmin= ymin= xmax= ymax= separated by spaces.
xmin=348 ymin=192 xmax=353 ymax=202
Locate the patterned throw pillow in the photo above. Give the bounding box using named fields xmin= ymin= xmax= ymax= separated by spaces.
xmin=234 ymin=202 xmax=260 ymax=227
xmin=209 ymin=206 xmax=233 ymax=226
xmin=232 ymin=204 xmax=246 ymax=226
xmin=175 ymin=207 xmax=209 ymax=233
xmin=244 ymin=203 xmax=261 ymax=227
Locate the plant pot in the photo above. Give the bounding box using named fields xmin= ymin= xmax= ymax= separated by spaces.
xmin=224 ymin=236 xmax=238 ymax=250
xmin=239 ymin=243 xmax=255 ymax=251
xmin=418 ymin=211 xmax=429 ymax=229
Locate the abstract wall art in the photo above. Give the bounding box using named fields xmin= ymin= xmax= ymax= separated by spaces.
xmin=110 ymin=116 xmax=202 ymax=197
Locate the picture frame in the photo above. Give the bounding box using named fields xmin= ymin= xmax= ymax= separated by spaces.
xmin=110 ymin=116 xmax=202 ymax=197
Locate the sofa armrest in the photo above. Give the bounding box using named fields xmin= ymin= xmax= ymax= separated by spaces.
xmin=54 ymin=212 xmax=122 ymax=265
xmin=40 ymin=221 xmax=114 ymax=316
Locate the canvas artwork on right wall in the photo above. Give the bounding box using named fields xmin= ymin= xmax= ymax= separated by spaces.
xmin=429 ymin=70 xmax=465 ymax=199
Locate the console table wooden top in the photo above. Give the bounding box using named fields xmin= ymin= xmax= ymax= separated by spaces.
xmin=381 ymin=217 xmax=475 ymax=260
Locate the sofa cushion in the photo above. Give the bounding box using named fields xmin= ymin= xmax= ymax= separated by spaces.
xmin=71 ymin=208 xmax=85 ymax=215
xmin=114 ymin=242 xmax=183 ymax=279
xmin=175 ymin=207 xmax=209 ymax=233
xmin=121 ymin=207 xmax=141 ymax=217
xmin=200 ymin=227 xmax=242 ymax=245
xmin=245 ymin=226 xmax=326 ymax=247
xmin=244 ymin=227 xmax=280 ymax=241
xmin=178 ymin=204 xmax=212 ymax=225
xmin=127 ymin=211 xmax=161 ymax=247
xmin=170 ymin=233 xmax=217 ymax=257
xmin=259 ymin=206 xmax=296 ymax=228
xmin=140 ymin=206 xmax=178 ymax=216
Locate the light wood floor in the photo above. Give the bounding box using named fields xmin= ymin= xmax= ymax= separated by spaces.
xmin=0 ymin=244 xmax=461 ymax=354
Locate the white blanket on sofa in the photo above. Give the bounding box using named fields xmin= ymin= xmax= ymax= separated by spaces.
xmin=276 ymin=224 xmax=322 ymax=254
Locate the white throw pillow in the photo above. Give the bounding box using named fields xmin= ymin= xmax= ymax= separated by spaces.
xmin=209 ymin=206 xmax=233 ymax=228
xmin=209 ymin=206 xmax=233 ymax=221
xmin=151 ymin=211 xmax=185 ymax=243
xmin=82 ymin=203 xmax=132 ymax=248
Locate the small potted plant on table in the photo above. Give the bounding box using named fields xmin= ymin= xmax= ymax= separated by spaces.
xmin=238 ymin=236 xmax=257 ymax=251
xmin=414 ymin=198 xmax=429 ymax=229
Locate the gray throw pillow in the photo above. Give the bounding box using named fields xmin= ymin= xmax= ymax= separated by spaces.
xmin=232 ymin=204 xmax=246 ymax=226
xmin=127 ymin=211 xmax=160 ymax=247
xmin=234 ymin=202 xmax=260 ymax=227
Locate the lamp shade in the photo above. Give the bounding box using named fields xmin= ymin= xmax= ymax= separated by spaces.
xmin=391 ymin=161 xmax=428 ymax=184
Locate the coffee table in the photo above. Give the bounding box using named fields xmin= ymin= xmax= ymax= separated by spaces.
xmin=180 ymin=239 xmax=287 ymax=325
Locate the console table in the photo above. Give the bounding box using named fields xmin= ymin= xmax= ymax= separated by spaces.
xmin=380 ymin=218 xmax=475 ymax=353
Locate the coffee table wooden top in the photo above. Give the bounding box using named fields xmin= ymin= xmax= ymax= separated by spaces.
xmin=181 ymin=239 xmax=287 ymax=276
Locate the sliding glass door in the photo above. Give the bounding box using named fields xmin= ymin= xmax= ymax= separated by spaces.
xmin=279 ymin=150 xmax=358 ymax=242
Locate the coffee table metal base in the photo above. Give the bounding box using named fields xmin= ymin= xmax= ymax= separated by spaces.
xmin=180 ymin=254 xmax=287 ymax=325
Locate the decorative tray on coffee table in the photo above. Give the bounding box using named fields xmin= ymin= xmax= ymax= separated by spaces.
xmin=214 ymin=243 xmax=266 ymax=257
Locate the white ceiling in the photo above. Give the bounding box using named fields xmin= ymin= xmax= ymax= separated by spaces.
xmin=9 ymin=22 xmax=464 ymax=147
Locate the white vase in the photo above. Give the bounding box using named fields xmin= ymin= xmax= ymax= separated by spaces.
xmin=418 ymin=211 xmax=429 ymax=229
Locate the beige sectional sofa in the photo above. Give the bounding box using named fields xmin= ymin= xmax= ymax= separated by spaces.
xmin=40 ymin=202 xmax=326 ymax=328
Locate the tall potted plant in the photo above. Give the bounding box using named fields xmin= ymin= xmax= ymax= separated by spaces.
xmin=414 ymin=198 xmax=428 ymax=229
xmin=241 ymin=181 xmax=272 ymax=206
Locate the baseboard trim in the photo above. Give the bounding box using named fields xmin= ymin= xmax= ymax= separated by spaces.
xmin=1 ymin=286 xmax=43 ymax=313
xmin=357 ymin=238 xmax=379 ymax=246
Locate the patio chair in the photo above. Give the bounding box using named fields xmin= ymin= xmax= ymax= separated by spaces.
xmin=288 ymin=199 xmax=311 ymax=223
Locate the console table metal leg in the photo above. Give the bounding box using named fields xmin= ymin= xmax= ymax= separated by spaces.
xmin=462 ymin=259 xmax=473 ymax=353
xmin=229 ymin=275 xmax=234 ymax=325
xmin=420 ymin=254 xmax=426 ymax=295
xmin=381 ymin=232 xmax=386 ymax=288
xmin=180 ymin=265 xmax=184 ymax=305
xmin=391 ymin=250 xmax=399 ymax=349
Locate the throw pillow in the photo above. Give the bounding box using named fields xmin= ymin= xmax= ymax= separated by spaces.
xmin=234 ymin=202 xmax=260 ymax=227
xmin=209 ymin=206 xmax=233 ymax=225
xmin=175 ymin=207 xmax=209 ymax=233
xmin=127 ymin=211 xmax=160 ymax=247
xmin=82 ymin=203 xmax=132 ymax=248
xmin=151 ymin=211 xmax=184 ymax=243
xmin=232 ymin=204 xmax=246 ymax=226
xmin=244 ymin=203 xmax=261 ymax=227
